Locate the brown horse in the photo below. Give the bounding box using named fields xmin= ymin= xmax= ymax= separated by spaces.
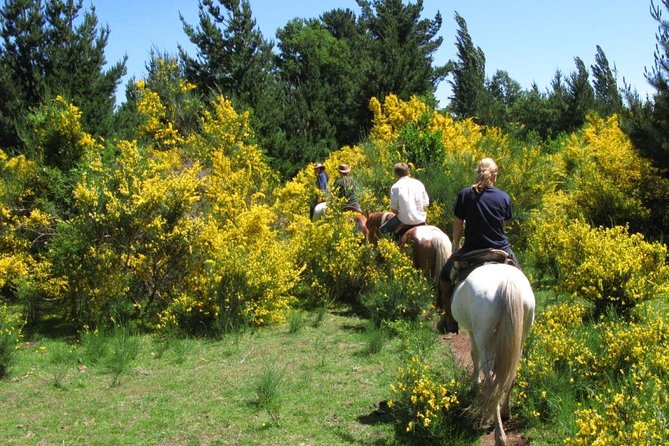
xmin=365 ymin=211 xmax=395 ymax=244
xmin=365 ymin=212 xmax=452 ymax=286
xmin=399 ymin=225 xmax=452 ymax=287
xmin=352 ymin=212 xmax=369 ymax=242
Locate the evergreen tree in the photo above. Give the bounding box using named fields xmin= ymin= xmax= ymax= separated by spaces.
xmin=481 ymin=69 xmax=522 ymax=128
xmin=0 ymin=0 xmax=125 ymax=150
xmin=547 ymin=70 xmax=571 ymax=136
xmin=273 ymin=18 xmax=357 ymax=176
xmin=591 ymin=45 xmax=623 ymax=117
xmin=565 ymin=57 xmax=595 ymax=131
xmin=511 ymin=84 xmax=553 ymax=140
xmin=356 ymin=0 xmax=450 ymax=104
xmin=449 ymin=12 xmax=486 ymax=120
xmin=179 ymin=0 xmax=274 ymax=109
xmin=320 ymin=8 xmax=371 ymax=141
xmin=640 ymin=0 xmax=669 ymax=168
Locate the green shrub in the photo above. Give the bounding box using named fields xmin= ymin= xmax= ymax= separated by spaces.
xmin=104 ymin=326 xmax=140 ymax=387
xmin=286 ymin=310 xmax=306 ymax=334
xmin=0 ymin=304 xmax=23 ymax=378
xmin=48 ymin=342 xmax=76 ymax=388
xmin=254 ymin=363 xmax=286 ymax=425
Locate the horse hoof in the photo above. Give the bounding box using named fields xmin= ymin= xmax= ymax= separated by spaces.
xmin=436 ymin=318 xmax=459 ymax=335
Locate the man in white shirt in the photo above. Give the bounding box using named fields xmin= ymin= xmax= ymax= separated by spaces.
xmin=379 ymin=162 xmax=429 ymax=240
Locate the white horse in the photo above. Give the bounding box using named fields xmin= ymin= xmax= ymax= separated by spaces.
xmin=451 ymin=263 xmax=535 ymax=446
xmin=312 ymin=201 xmax=327 ymax=221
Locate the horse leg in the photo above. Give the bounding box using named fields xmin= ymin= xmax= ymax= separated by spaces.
xmin=494 ymin=404 xmax=507 ymax=446
xmin=470 ymin=336 xmax=482 ymax=385
xmin=500 ymin=377 xmax=515 ymax=420
xmin=436 ymin=279 xmax=458 ymax=334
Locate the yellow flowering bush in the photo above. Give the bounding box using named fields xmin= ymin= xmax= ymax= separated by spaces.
xmin=562 ymin=305 xmax=669 ymax=445
xmin=566 ymin=381 xmax=669 ymax=446
xmin=518 ymin=301 xmax=669 ymax=443
xmin=136 ymin=87 xmax=184 ymax=149
xmin=369 ymin=95 xmax=430 ymax=145
xmin=361 ymin=239 xmax=433 ymax=324
xmin=39 ymin=139 xmax=206 ymax=327
xmin=25 ymin=96 xmax=100 ymax=170
xmin=0 ymin=151 xmax=42 ymax=290
xmin=134 ymin=57 xmax=201 ymax=149
xmin=291 ymin=211 xmax=375 ymax=305
xmin=390 ymin=355 xmax=464 ymax=442
xmin=556 ymin=115 xmax=651 ymax=231
xmin=517 ymin=303 xmax=595 ymax=394
xmin=159 ymin=205 xmax=301 ymax=332
xmin=529 ymin=217 xmax=669 ymax=314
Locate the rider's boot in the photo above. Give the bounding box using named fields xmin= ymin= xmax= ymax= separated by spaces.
xmin=436 ymin=281 xmax=459 ymax=334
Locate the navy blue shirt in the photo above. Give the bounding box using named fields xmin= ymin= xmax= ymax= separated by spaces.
xmin=454 ymin=186 xmax=512 ymax=251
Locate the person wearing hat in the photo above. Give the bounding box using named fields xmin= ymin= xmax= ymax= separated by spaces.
xmin=333 ymin=163 xmax=363 ymax=213
xmin=313 ymin=163 xmax=329 ymax=194
xmin=379 ymin=162 xmax=429 ymax=240
xmin=310 ymin=163 xmax=329 ymax=220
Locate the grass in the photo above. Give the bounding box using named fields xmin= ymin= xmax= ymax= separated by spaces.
xmin=0 ymin=308 xmax=455 ymax=445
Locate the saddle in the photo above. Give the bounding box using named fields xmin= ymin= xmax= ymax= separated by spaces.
xmin=451 ymin=248 xmax=514 ymax=282
xmin=394 ymin=222 xmax=425 ymax=240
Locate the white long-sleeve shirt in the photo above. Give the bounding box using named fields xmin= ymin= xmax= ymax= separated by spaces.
xmin=390 ymin=176 xmax=429 ymax=225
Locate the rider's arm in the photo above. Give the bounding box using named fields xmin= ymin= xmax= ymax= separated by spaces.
xmin=452 ymin=217 xmax=464 ymax=250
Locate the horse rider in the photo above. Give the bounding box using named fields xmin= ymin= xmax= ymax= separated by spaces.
xmin=379 ymin=162 xmax=429 ymax=241
xmin=310 ymin=162 xmax=329 ymax=220
xmin=437 ymin=157 xmax=517 ymax=334
xmin=333 ymin=164 xmax=363 ymax=214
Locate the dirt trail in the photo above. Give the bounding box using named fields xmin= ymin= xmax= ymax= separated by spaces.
xmin=440 ymin=331 xmax=528 ymax=446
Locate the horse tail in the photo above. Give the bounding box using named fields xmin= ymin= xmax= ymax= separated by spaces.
xmin=431 ymin=230 xmax=452 ymax=287
xmin=478 ymin=276 xmax=525 ymax=422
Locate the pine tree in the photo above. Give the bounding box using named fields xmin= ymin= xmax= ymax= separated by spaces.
xmin=482 ymin=70 xmax=522 ymax=128
xmin=179 ymin=0 xmax=274 ymax=109
xmin=591 ymin=45 xmax=623 ymax=117
xmin=449 ymin=12 xmax=486 ymax=120
xmin=565 ymin=57 xmax=595 ymax=131
xmin=357 ymin=0 xmax=450 ymax=102
xmin=0 ymin=0 xmax=125 ymax=150
xmin=642 ymin=0 xmax=669 ymax=168
xmin=272 ymin=18 xmax=356 ymax=175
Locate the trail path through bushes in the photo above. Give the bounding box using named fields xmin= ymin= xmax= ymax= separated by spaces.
xmin=440 ymin=331 xmax=529 ymax=446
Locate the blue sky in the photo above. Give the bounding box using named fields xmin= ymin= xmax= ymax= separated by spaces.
xmin=88 ymin=0 xmax=660 ymax=106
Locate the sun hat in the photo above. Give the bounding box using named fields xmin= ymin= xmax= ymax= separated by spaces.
xmin=337 ymin=164 xmax=351 ymax=173
xmin=313 ymin=163 xmax=325 ymax=170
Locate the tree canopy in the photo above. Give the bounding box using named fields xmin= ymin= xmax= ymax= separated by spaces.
xmin=0 ymin=0 xmax=125 ymax=150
